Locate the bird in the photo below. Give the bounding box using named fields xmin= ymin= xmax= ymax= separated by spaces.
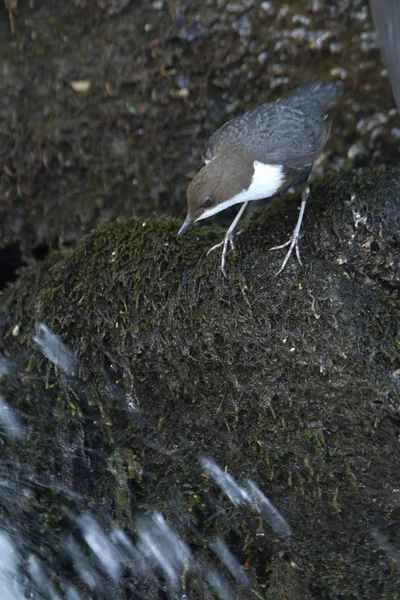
xmin=177 ymin=81 xmax=341 ymax=277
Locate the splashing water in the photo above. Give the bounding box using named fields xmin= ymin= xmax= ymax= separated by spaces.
xmin=200 ymin=456 xmax=250 ymax=507
xmin=246 ymin=480 xmax=292 ymax=539
xmin=32 ymin=322 xmax=77 ymax=376
xmin=136 ymin=512 xmax=194 ymax=590
xmin=0 ymin=532 xmax=26 ymax=600
xmin=0 ymin=394 xmax=25 ymax=440
xmin=200 ymin=457 xmax=292 ymax=539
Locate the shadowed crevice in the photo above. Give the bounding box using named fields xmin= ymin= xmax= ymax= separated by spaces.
xmin=0 ymin=243 xmax=22 ymax=291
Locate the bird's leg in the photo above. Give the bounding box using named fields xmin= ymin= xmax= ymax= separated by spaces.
xmin=270 ymin=185 xmax=310 ymax=276
xmin=207 ymin=202 xmax=249 ymax=277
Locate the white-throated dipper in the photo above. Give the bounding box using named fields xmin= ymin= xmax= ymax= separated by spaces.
xmin=177 ymin=81 xmax=341 ymax=276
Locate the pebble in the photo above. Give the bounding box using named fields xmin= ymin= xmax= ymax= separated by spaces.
xmin=331 ymin=67 xmax=348 ymax=80
xmin=257 ymin=52 xmax=268 ymax=64
xmin=237 ymin=15 xmax=252 ymax=36
xmin=356 ymin=113 xmax=388 ymax=134
xmin=260 ymin=1 xmax=275 ymax=15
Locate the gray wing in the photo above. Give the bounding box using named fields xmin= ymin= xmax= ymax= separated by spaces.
xmin=205 ymin=103 xmax=330 ymax=167
xmin=205 ymin=81 xmax=340 ymax=167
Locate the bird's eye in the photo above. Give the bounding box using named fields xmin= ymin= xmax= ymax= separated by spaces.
xmin=203 ymin=197 xmax=212 ymax=208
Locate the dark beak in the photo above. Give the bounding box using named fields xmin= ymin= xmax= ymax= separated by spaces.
xmin=177 ymin=216 xmax=196 ymax=237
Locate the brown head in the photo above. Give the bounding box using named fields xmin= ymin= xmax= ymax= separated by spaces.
xmin=177 ymin=148 xmax=254 ymax=236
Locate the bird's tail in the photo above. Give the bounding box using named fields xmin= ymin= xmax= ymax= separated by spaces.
xmin=289 ymin=81 xmax=342 ymax=110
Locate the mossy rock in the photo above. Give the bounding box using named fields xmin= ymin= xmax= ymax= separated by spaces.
xmin=0 ymin=167 xmax=399 ymax=599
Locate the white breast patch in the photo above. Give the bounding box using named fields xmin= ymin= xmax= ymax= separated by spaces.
xmin=196 ymin=161 xmax=284 ymax=221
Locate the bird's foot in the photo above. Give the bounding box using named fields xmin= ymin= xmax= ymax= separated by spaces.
xmin=270 ymin=231 xmax=302 ymax=276
xmin=269 ymin=184 xmax=309 ymax=276
xmin=207 ymin=230 xmax=243 ymax=277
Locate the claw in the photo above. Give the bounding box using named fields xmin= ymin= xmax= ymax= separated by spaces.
xmin=207 ymin=230 xmax=243 ymax=277
xmin=270 ymin=232 xmax=303 ymax=276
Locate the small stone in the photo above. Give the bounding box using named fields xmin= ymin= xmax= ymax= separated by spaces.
xmin=257 ymin=51 xmax=268 ymax=64
xmin=277 ymin=5 xmax=289 ymax=19
xmin=311 ymin=0 xmax=323 ymax=12
xmin=226 ymin=2 xmax=243 ymax=13
xmin=348 ymin=141 xmax=368 ymax=161
xmin=331 ymin=67 xmax=348 ymax=80
xmin=291 ymin=14 xmax=311 ymax=26
xmin=329 ymin=42 xmax=344 ymax=54
xmin=260 ymin=1 xmax=275 ymax=15
xmin=355 ymin=7 xmax=368 ymax=20
xmin=69 ymin=80 xmax=91 ymax=93
xmin=237 ymin=15 xmax=252 ymax=36
xmin=356 ymin=113 xmax=388 ymax=134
